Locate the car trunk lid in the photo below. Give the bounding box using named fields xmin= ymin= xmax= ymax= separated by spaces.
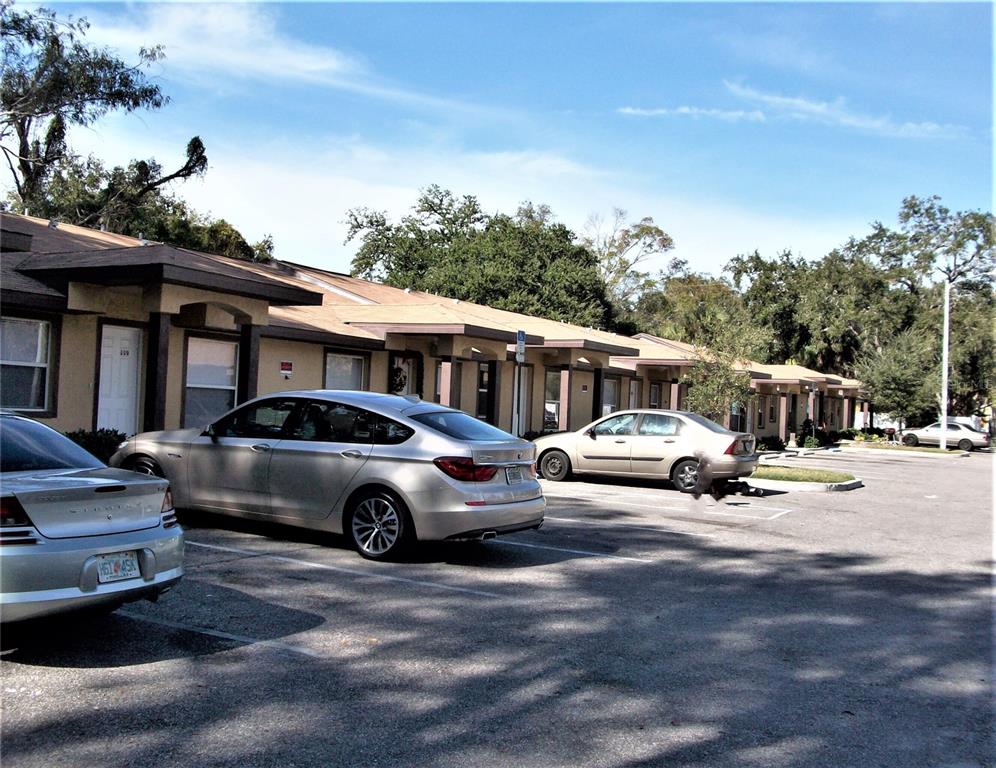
xmin=470 ymin=441 xmax=541 ymax=503
xmin=4 ymin=468 xmax=167 ymax=539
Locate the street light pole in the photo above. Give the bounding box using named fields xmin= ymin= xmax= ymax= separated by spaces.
xmin=939 ymin=278 xmax=950 ymax=450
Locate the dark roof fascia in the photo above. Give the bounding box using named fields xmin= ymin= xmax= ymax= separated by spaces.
xmin=534 ymin=339 xmax=640 ymax=356
xmin=347 ymin=322 xmax=522 ymax=344
xmin=0 ymin=289 xmax=68 ymax=312
xmin=17 ymin=259 xmax=323 ymax=307
xmin=261 ymin=324 xmax=385 ymax=350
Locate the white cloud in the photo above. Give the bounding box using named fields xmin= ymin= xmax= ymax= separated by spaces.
xmin=618 ymin=106 xmax=766 ymax=123
xmin=724 ymin=80 xmax=967 ymax=139
xmin=84 ymin=4 xmax=503 ymax=117
xmin=63 ymin=118 xmax=864 ymax=279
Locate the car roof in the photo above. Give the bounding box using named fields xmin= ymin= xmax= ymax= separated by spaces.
xmin=257 ymin=390 xmax=445 ymax=416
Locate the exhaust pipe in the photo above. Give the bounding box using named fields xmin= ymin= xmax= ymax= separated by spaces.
xmin=479 ymin=531 xmax=497 ymax=541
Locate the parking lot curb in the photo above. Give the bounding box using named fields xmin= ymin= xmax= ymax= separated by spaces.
xmin=838 ymin=446 xmax=971 ymax=459
xmin=749 ymin=477 xmax=864 ymax=493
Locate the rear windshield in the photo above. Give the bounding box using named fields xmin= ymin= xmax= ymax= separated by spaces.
xmin=411 ymin=410 xmax=518 ymax=441
xmin=1 ymin=418 xmax=104 ymax=473
xmin=681 ymin=412 xmax=733 ymax=434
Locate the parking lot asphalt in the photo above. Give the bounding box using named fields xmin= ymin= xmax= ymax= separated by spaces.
xmin=2 ymin=450 xmax=992 ymax=768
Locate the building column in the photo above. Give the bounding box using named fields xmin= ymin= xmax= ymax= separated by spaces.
xmin=670 ymin=381 xmax=680 ymax=410
xmin=143 ymin=313 xmax=171 ymax=432
xmin=438 ymin=361 xmax=452 ymax=407
xmin=807 ymin=389 xmax=816 ymax=424
xmin=842 ymin=397 xmax=852 ymax=430
xmin=862 ymin=401 xmax=870 ymax=428
xmin=591 ymin=368 xmax=604 ymax=421
xmin=237 ymin=323 xmax=261 ymax=404
xmin=559 ymin=368 xmax=570 ymax=431
xmin=778 ymin=392 xmax=789 ymax=442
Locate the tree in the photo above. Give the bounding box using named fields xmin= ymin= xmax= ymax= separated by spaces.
xmin=855 ymin=330 xmax=938 ymax=429
xmin=631 ymin=271 xmax=766 ymax=352
xmin=347 ymin=186 xmax=613 ymax=327
xmin=583 ymin=208 xmax=678 ymax=324
xmin=1 ymin=3 xmax=207 ymax=223
xmin=681 ymin=323 xmax=760 ymax=424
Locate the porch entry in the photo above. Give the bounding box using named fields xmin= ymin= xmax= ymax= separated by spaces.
xmin=97 ymin=325 xmax=142 ymax=435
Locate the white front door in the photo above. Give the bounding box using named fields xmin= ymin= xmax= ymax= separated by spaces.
xmin=97 ymin=325 xmax=142 ymax=435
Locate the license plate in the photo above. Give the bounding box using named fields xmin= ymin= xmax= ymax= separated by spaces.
xmin=505 ymin=466 xmax=523 ymax=485
xmin=97 ymin=551 xmax=140 ymax=583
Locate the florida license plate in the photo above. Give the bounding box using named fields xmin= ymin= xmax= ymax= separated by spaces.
xmin=505 ymin=466 xmax=523 ymax=485
xmin=97 ymin=551 xmax=140 ymax=583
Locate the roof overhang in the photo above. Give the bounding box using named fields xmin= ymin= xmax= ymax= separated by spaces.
xmin=346 ymin=322 xmax=540 ymax=345
xmin=533 ymin=339 xmax=639 ymax=356
xmin=16 ymin=251 xmax=324 ymax=307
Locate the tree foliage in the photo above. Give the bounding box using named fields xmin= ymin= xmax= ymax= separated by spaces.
xmin=347 ymin=186 xmax=612 ymax=327
xmin=855 ymin=331 xmax=938 ymax=429
xmin=582 ymin=208 xmax=677 ymax=322
xmin=728 ymin=196 xmax=994 ymax=419
xmin=1 ymin=3 xmax=268 ymax=261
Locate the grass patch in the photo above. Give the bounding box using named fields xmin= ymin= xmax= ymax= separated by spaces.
xmin=843 ymin=442 xmax=953 ymax=454
xmin=751 ymin=466 xmax=855 ymax=483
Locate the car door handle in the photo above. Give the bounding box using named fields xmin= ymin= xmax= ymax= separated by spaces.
xmin=340 ymin=449 xmax=364 ymax=459
xmin=250 ymin=444 xmax=271 ymax=453
xmin=614 ymin=439 xmax=627 ymax=444
xmin=662 ymin=439 xmax=676 ymax=443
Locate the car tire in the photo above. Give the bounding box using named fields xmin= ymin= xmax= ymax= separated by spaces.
xmin=671 ymin=459 xmax=699 ymax=493
xmin=957 ymin=439 xmax=973 ymax=452
xmin=125 ymin=455 xmax=165 ymax=477
xmin=346 ymin=490 xmax=413 ymax=561
xmin=902 ymin=434 xmax=918 ymax=447
xmin=540 ymin=450 xmax=572 ymax=481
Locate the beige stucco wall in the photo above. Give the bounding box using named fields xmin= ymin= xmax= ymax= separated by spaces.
xmin=40 ymin=315 xmax=99 ymax=433
xmin=258 ymin=337 xmax=326 ymax=394
xmin=570 ymin=369 xmax=594 ymax=430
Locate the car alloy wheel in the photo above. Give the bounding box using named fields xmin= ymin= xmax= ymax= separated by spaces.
xmin=127 ymin=456 xmax=164 ymax=477
xmin=540 ymin=450 xmax=571 ymax=481
xmin=672 ymin=459 xmax=699 ymax=492
xmin=902 ymin=434 xmax=918 ymax=447
xmin=957 ymin=439 xmax=973 ymax=452
xmin=349 ymin=491 xmax=410 ymax=560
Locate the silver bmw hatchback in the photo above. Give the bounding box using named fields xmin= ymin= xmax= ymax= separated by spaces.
xmin=110 ymin=391 xmax=545 ymax=560
xmin=0 ymin=414 xmax=184 ymax=623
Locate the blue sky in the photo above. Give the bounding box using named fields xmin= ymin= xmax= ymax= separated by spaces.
xmin=39 ymin=2 xmax=996 ymax=277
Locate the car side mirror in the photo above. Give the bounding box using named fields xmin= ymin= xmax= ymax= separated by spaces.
xmin=586 ymin=429 xmax=597 ymax=440
xmin=202 ymin=424 xmax=217 ymax=439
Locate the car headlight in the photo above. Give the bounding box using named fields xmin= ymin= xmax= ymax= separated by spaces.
xmin=116 ymin=440 xmax=129 ymax=451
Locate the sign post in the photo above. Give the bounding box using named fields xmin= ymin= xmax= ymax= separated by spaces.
xmin=515 ymin=331 xmax=526 ymax=435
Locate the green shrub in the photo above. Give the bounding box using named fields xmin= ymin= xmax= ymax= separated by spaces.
xmin=803 ymin=435 xmax=820 ymax=449
xmin=756 ymin=435 xmax=786 ymax=452
xmin=63 ymin=428 xmax=127 ymax=463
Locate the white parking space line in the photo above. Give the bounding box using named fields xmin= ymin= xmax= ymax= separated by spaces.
xmin=186 ymin=540 xmax=502 ymax=599
xmin=703 ymin=508 xmax=790 ymax=521
xmin=495 ymin=539 xmax=654 ymax=563
xmin=545 ymin=516 xmax=716 ymax=538
xmin=120 ymin=611 xmax=325 ymax=659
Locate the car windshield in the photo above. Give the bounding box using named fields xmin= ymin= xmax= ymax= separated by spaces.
xmin=411 ymin=410 xmax=518 ymax=441
xmin=680 ymin=412 xmax=733 ymax=434
xmin=0 ymin=418 xmax=104 ymax=472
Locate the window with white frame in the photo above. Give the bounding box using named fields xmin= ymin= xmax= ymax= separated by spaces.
xmin=1 ymin=317 xmax=51 ymax=411
xmin=325 ymin=351 xmax=367 ymax=391
xmin=184 ymin=337 xmax=238 ymax=427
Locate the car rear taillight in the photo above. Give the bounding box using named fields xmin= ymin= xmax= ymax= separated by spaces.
xmin=433 ymin=457 xmax=499 ymax=482
xmin=161 ymin=487 xmax=179 ymax=529
xmin=0 ymin=496 xmax=32 ymax=527
xmin=724 ymin=440 xmax=738 ymax=456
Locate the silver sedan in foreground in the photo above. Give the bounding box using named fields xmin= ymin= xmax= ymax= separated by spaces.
xmin=111 ymin=391 xmax=545 ymax=560
xmin=533 ymin=409 xmax=757 ymax=491
xmin=1 ymin=414 xmax=184 ymax=623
